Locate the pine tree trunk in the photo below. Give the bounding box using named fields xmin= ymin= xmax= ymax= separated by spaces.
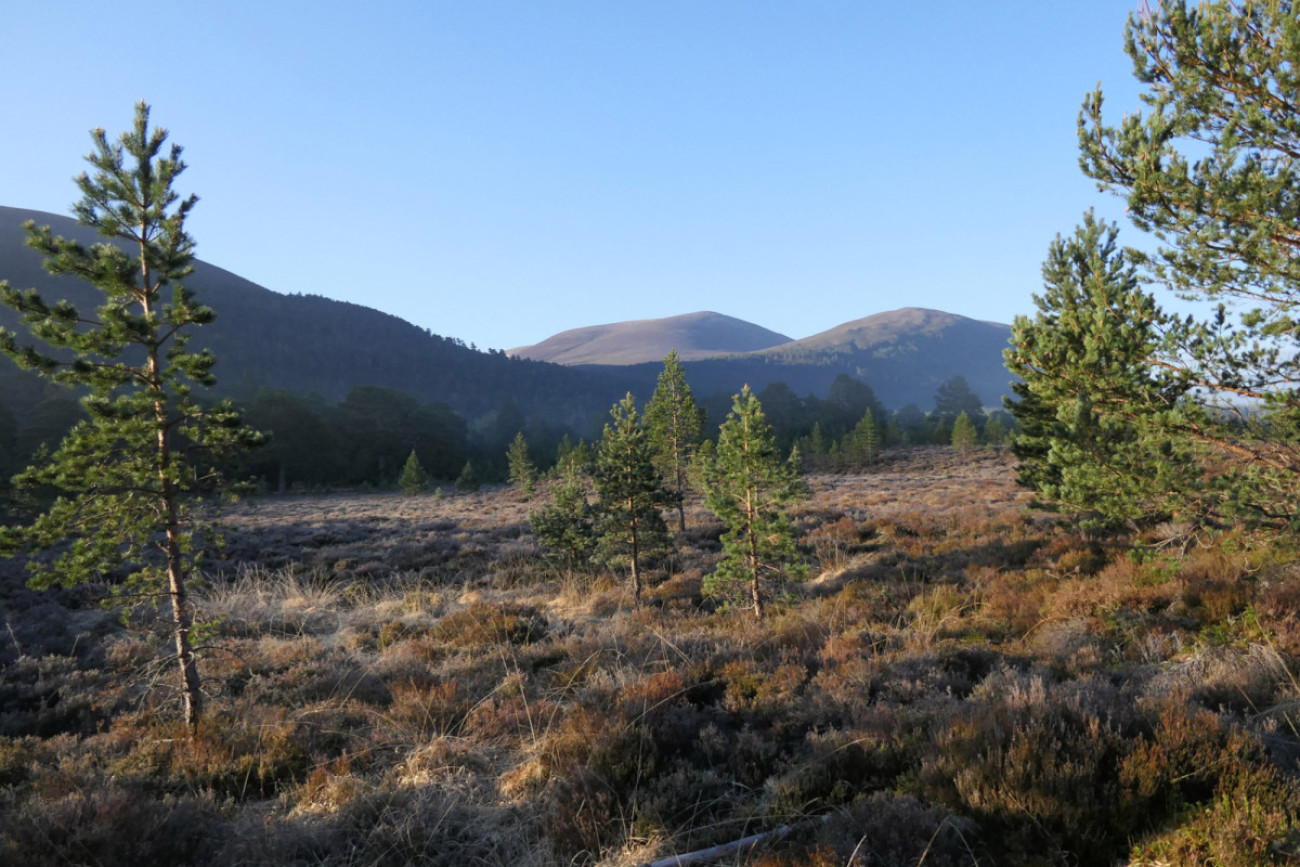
xmin=675 ymin=454 xmax=687 ymax=533
xmin=630 ymin=517 xmax=642 ymax=605
xmin=747 ymin=490 xmax=762 ymax=619
xmin=149 ymin=322 xmax=202 ymax=730
xmin=167 ymin=528 xmax=203 ymax=731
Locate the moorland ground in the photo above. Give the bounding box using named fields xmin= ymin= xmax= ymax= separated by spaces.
xmin=2 ymin=447 xmax=1299 ymax=866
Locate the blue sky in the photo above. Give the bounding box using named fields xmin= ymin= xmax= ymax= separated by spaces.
xmin=5 ymin=1 xmax=1150 ymax=352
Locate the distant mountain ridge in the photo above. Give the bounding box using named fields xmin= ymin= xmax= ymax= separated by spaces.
xmin=513 ymin=307 xmax=1015 ymax=410
xmin=1 ymin=205 xmax=1015 ymax=431
xmin=509 ymin=311 xmax=792 ymax=365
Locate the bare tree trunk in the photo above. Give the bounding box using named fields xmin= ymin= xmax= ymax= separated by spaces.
xmin=150 ymin=327 xmax=202 ymax=730
xmin=167 ymin=531 xmax=203 ymax=730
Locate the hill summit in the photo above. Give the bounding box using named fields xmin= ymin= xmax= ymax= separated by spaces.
xmin=508 ymin=311 xmax=792 ymax=365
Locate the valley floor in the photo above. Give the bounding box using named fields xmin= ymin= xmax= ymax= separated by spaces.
xmin=2 ymin=447 xmax=1299 ymax=865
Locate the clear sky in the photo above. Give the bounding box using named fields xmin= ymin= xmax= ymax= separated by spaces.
xmin=5 ymin=1 xmax=1152 ymax=352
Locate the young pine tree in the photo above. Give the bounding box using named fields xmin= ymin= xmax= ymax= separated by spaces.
xmin=1005 ymin=214 xmax=1196 ymax=529
xmin=645 ymin=350 xmax=705 ymax=532
xmin=0 ymin=104 xmax=264 ymax=730
xmin=399 ymin=448 xmax=429 ymax=495
xmin=702 ymin=386 xmax=809 ymax=619
xmin=591 ymin=393 xmax=674 ymax=604
xmin=984 ymin=413 xmax=1008 ymax=449
xmin=951 ymin=411 xmax=979 ymax=453
xmin=455 ymin=459 xmax=481 ymax=492
xmin=506 ymin=430 xmax=536 ymax=497
xmin=529 ymin=465 xmax=597 ymax=572
xmin=845 ymin=408 xmax=881 ymax=464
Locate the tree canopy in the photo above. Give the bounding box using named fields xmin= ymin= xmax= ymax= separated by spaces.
xmin=0 ymin=103 xmax=262 ymax=728
xmin=1076 ymin=0 xmax=1300 ymax=521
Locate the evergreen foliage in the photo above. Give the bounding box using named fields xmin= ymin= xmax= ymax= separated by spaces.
xmin=1005 ymin=215 xmax=1197 ymax=529
xmin=455 ymin=459 xmax=480 ymax=492
xmin=240 ymin=387 xmax=339 ymax=493
xmin=645 ymin=350 xmax=705 ymax=532
xmin=506 ymin=431 xmax=536 ymax=497
xmin=701 ymin=386 xmax=809 ymax=618
xmin=399 ymin=448 xmax=429 ymax=495
xmin=932 ymin=375 xmax=986 ymax=431
xmin=591 ymin=393 xmax=674 ymax=604
xmin=0 ymin=104 xmax=263 ymax=729
xmin=529 ymin=465 xmax=597 ymax=571
xmin=1078 ymin=0 xmax=1300 ymax=521
xmin=984 ymin=413 xmax=1008 ymax=449
xmin=950 ymin=411 xmax=978 ymax=453
xmin=844 ymin=408 xmax=881 ymax=464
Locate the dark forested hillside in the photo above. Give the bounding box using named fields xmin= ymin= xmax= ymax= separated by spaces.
xmin=0 ymin=206 xmax=628 ymax=428
xmin=1 ymin=206 xmax=1012 ymax=456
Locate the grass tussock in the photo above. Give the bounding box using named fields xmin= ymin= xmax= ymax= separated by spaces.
xmin=2 ymin=447 xmax=1299 ymax=865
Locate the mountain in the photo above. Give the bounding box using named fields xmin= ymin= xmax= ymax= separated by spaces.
xmin=766 ymin=307 xmax=1008 ymax=355
xmin=527 ymin=307 xmax=1015 ymax=411
xmin=509 ymin=311 xmax=791 ymax=365
xmin=1 ymin=205 xmax=1014 ymax=434
xmin=0 ymin=206 xmax=627 ymax=428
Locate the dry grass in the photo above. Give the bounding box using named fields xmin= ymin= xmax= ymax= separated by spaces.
xmin=2 ymin=447 xmax=1299 ymax=866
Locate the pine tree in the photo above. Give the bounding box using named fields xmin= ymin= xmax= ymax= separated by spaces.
xmin=506 ymin=431 xmax=536 ymax=497
xmin=399 ymin=448 xmax=429 ymax=495
xmin=702 ymin=386 xmax=809 ymax=618
xmin=1005 ymin=214 xmax=1197 ymax=528
xmin=591 ymin=393 xmax=673 ymax=604
xmin=808 ymin=422 xmax=825 ymax=456
xmin=984 ymin=414 xmax=1008 ymax=449
xmin=645 ymin=350 xmax=704 ymax=532
xmin=1078 ymin=0 xmax=1300 ymax=518
xmin=932 ymin=375 xmax=986 ymax=431
xmin=455 ymin=459 xmax=480 ymax=492
xmin=846 ymin=408 xmax=881 ymax=464
xmin=529 ymin=465 xmax=596 ymax=571
xmin=0 ymin=104 xmax=263 ymax=729
xmin=951 ymin=411 xmax=978 ymax=453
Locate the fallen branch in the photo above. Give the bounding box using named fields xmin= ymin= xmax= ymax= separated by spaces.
xmin=632 ymin=816 xmax=825 ymax=867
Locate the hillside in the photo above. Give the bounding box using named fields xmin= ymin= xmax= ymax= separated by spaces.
xmin=508 ymin=311 xmax=792 ymax=365
xmin=0 ymin=206 xmax=626 ymax=427
xmin=1 ymin=206 xmax=1012 ymax=432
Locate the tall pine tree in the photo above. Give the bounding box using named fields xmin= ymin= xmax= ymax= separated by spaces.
xmin=591 ymin=393 xmax=674 ymax=604
xmin=1078 ymin=0 xmax=1300 ymax=520
xmin=645 ymin=350 xmax=704 ymax=532
xmin=702 ymin=386 xmax=808 ymax=618
xmin=0 ymin=104 xmax=263 ymax=729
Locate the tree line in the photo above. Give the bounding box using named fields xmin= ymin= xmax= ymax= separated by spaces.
xmin=0 ymin=366 xmax=1009 ymax=504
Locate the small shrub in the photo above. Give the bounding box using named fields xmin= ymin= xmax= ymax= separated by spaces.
xmin=431 ymin=601 xmax=548 ymax=648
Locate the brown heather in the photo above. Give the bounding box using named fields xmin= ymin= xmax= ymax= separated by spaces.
xmin=2 ymin=447 xmax=1299 ymax=865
